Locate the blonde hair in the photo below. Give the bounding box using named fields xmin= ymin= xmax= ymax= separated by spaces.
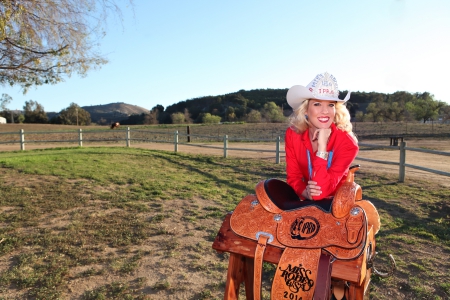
xmin=288 ymin=100 xmax=358 ymax=142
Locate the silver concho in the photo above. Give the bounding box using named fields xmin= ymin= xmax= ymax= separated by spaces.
xmin=350 ymin=207 xmax=361 ymax=216
xmin=251 ymin=200 xmax=259 ymax=207
xmin=274 ymin=214 xmax=282 ymax=222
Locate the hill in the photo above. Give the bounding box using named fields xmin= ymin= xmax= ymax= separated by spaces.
xmin=81 ymin=102 xmax=149 ymax=124
xmin=160 ymin=88 xmax=290 ymax=123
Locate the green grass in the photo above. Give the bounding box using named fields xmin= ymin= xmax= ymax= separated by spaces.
xmin=0 ymin=147 xmax=449 ymax=299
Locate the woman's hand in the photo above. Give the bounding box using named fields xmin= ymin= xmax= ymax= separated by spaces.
xmin=302 ymin=180 xmax=322 ymax=200
xmin=312 ymin=128 xmax=332 ymax=151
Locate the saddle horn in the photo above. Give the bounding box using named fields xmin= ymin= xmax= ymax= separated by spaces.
xmin=346 ymin=164 xmax=361 ymax=183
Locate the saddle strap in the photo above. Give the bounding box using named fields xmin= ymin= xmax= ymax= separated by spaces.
xmin=271 ymin=248 xmax=321 ymax=300
xmin=313 ymin=253 xmax=333 ymax=300
xmin=254 ymin=234 xmax=270 ymax=300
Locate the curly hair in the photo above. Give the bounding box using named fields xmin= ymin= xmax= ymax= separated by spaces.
xmin=288 ymin=100 xmax=358 ymax=142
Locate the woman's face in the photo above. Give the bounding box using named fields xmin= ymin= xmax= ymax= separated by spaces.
xmin=306 ymin=99 xmax=336 ymax=130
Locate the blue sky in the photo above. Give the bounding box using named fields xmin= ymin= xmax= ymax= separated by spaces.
xmin=2 ymin=0 xmax=450 ymax=112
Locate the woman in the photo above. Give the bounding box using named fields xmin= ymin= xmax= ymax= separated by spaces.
xmin=285 ymin=72 xmax=358 ymax=201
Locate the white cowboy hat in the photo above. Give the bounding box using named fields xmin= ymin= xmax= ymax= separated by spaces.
xmin=286 ymin=72 xmax=351 ymax=110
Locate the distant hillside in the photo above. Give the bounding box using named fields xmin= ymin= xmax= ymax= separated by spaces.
xmin=81 ymin=102 xmax=149 ymax=124
xmin=159 ymin=89 xmax=386 ymax=123
xmin=160 ymin=88 xmax=290 ymax=123
xmin=53 ymin=89 xmax=439 ymax=125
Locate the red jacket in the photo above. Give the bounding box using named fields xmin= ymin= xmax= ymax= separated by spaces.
xmin=285 ymin=123 xmax=358 ymax=200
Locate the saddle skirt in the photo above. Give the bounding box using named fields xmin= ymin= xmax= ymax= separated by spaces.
xmin=229 ymin=178 xmax=371 ymax=300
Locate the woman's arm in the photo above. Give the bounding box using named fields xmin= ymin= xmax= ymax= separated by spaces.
xmin=285 ymin=128 xmax=307 ymax=199
xmin=311 ymin=135 xmax=358 ymax=200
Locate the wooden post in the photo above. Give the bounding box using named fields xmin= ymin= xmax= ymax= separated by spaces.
xmin=187 ymin=126 xmax=191 ymax=143
xmin=276 ymin=136 xmax=280 ymax=164
xmin=174 ymin=130 xmax=178 ymax=153
xmin=224 ymin=253 xmax=245 ymax=300
xmin=78 ymin=129 xmax=83 ymax=147
xmin=399 ymin=141 xmax=406 ymax=182
xmin=224 ymin=135 xmax=228 ymax=158
xmin=20 ymin=129 xmax=25 ymax=151
xmin=126 ymin=127 xmax=131 ymax=147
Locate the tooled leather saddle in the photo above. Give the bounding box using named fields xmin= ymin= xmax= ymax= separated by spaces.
xmin=228 ymin=166 xmax=380 ymax=300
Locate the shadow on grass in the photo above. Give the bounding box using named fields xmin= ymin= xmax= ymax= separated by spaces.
xmin=149 ymin=151 xmax=285 ymax=198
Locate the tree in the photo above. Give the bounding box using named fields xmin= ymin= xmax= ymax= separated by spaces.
xmin=153 ymin=104 xmax=165 ymax=113
xmin=183 ymin=108 xmax=193 ymax=124
xmin=440 ymin=104 xmax=450 ymax=122
xmin=17 ymin=114 xmax=25 ymax=123
xmin=262 ymin=102 xmax=285 ymax=123
xmin=246 ymin=109 xmax=262 ymax=123
xmin=386 ymin=91 xmax=414 ymax=121
xmin=406 ymin=93 xmax=444 ymax=123
xmin=201 ymin=113 xmax=221 ymax=124
xmin=384 ymin=102 xmax=403 ymax=122
xmin=225 ymin=106 xmax=237 ymax=122
xmin=354 ymin=111 xmax=365 ymax=122
xmin=0 ymin=93 xmax=14 ymax=122
xmin=0 ymin=0 xmax=133 ymax=91
xmin=145 ymin=107 xmax=159 ymax=125
xmin=366 ymin=102 xmax=385 ymax=122
xmin=52 ymin=103 xmax=90 ymax=125
xmin=0 ymin=93 xmax=12 ymax=111
xmin=171 ymin=112 xmax=185 ymax=124
xmin=23 ymin=100 xmax=48 ymax=123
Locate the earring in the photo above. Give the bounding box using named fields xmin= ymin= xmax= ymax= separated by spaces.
xmin=304 ymin=114 xmax=308 ymax=120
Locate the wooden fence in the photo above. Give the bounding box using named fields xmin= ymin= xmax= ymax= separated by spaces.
xmin=0 ymin=128 xmax=449 ymax=182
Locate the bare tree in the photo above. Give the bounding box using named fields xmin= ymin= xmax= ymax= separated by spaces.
xmin=0 ymin=93 xmax=12 ymax=111
xmin=145 ymin=106 xmax=160 ymax=125
xmin=0 ymin=0 xmax=133 ymax=91
xmin=184 ymin=108 xmax=193 ymax=124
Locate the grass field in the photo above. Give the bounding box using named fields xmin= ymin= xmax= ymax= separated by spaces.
xmin=0 ymin=146 xmax=449 ymax=299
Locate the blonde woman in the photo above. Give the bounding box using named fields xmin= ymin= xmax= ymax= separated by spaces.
xmin=285 ymin=72 xmax=358 ymax=201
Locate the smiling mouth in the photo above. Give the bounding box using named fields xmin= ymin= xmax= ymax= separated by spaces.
xmin=318 ymin=117 xmax=330 ymax=123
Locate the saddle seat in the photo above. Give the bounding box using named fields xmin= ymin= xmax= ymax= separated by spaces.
xmin=256 ymin=177 xmax=334 ymax=212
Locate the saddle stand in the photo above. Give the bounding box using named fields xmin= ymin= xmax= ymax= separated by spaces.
xmin=212 ymin=166 xmax=380 ymax=300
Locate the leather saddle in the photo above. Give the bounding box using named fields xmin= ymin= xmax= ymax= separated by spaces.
xmin=229 ymin=166 xmax=380 ymax=300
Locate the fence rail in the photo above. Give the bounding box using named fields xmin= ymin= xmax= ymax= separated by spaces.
xmin=0 ymin=128 xmax=448 ymax=182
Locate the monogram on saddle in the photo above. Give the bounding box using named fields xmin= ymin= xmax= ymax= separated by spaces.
xmin=212 ymin=166 xmax=383 ymax=300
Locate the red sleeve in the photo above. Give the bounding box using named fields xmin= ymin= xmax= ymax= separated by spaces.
xmin=310 ymin=134 xmax=358 ymax=200
xmin=285 ymin=128 xmax=307 ymax=199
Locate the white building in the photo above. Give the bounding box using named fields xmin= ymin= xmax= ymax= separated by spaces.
xmin=0 ymin=117 xmax=6 ymax=124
